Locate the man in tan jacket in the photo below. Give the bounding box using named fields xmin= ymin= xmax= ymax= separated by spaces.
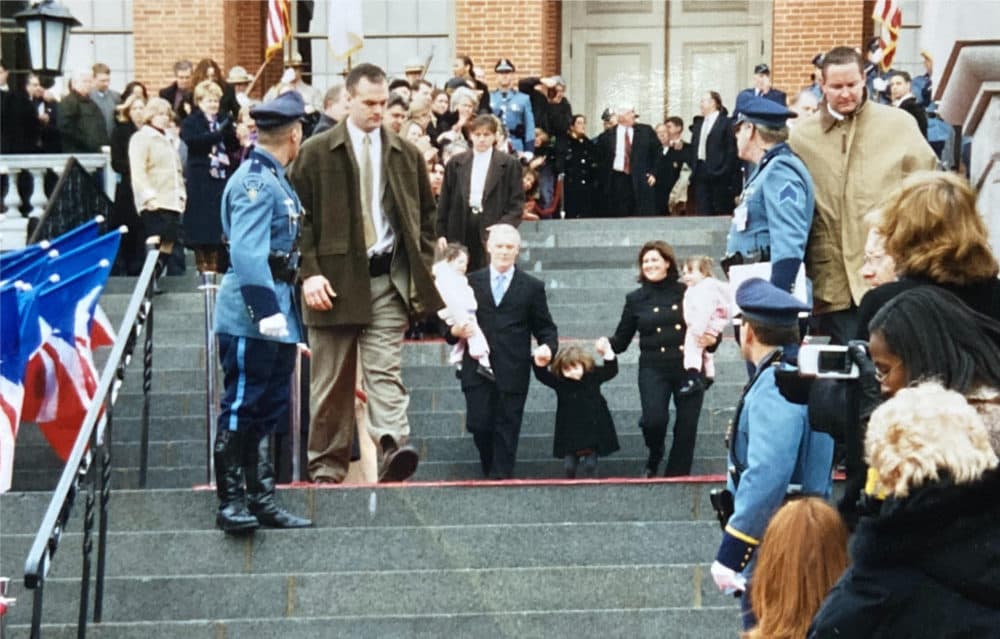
xmin=289 ymin=63 xmax=441 ymax=484
xmin=789 ymin=46 xmax=937 ymax=343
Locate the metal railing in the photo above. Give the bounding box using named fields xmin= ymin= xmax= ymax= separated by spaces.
xmin=22 ymin=247 xmax=158 ymax=638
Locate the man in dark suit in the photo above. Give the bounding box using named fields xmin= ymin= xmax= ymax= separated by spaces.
xmin=449 ymin=224 xmax=558 ymax=479
xmin=595 ymin=105 xmax=660 ymax=216
xmin=436 ymin=114 xmax=524 ymax=271
xmin=735 ymin=64 xmax=787 ymax=111
xmin=689 ymin=91 xmax=740 ymax=215
xmin=159 ymin=60 xmax=195 ymax=122
xmin=290 ymin=63 xmax=442 ymax=485
xmin=888 ymin=71 xmax=928 ymax=139
xmin=653 ymin=117 xmax=693 ymax=215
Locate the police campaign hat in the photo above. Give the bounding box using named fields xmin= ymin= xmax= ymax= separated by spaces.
xmin=494 ymin=58 xmax=515 ymax=73
xmin=735 ymin=278 xmax=810 ymax=327
xmin=734 ymin=94 xmax=797 ymax=129
xmin=753 ymin=63 xmax=770 ymax=75
xmin=250 ymin=91 xmax=307 ymax=130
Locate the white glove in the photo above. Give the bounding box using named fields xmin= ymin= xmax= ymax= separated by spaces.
xmin=872 ymin=77 xmax=888 ymax=92
xmin=710 ymin=560 xmax=746 ymax=594
xmin=258 ymin=313 xmax=289 ymax=338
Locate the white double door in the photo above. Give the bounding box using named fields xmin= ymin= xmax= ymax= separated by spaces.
xmin=563 ymin=0 xmax=773 ymax=133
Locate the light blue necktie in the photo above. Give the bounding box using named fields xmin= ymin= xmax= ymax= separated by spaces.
xmin=492 ymin=273 xmax=507 ymax=306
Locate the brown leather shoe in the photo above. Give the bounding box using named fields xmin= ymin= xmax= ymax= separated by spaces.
xmin=378 ymin=435 xmax=419 ymax=483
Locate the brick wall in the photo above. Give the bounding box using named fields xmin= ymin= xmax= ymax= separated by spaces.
xmin=454 ymin=0 xmax=562 ymax=88
xmin=133 ymin=0 xmax=277 ymax=99
xmin=771 ymin=0 xmax=866 ymax=98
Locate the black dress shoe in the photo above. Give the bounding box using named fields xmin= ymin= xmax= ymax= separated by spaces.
xmin=476 ymin=364 xmax=496 ymax=381
xmin=641 ymin=466 xmax=655 ymax=479
xmin=677 ymin=376 xmax=705 ymax=397
xmin=378 ymin=435 xmax=419 ymax=482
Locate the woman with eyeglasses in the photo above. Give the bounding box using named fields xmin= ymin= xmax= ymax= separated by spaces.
xmin=855 ymin=171 xmax=1000 ymax=339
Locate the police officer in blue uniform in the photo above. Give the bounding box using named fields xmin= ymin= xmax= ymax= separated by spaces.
xmin=212 ymin=91 xmax=312 ymax=534
xmin=725 ymin=94 xmax=814 ymax=296
xmin=490 ymin=58 xmax=535 ymax=155
xmin=710 ymin=278 xmax=834 ymax=629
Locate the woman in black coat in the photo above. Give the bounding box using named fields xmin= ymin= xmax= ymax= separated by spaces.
xmin=809 ymin=382 xmax=1000 ymax=638
xmin=180 ymin=80 xmax=236 ymax=274
xmin=601 ymin=240 xmax=704 ymax=477
xmin=555 ymin=114 xmax=598 ymax=218
xmin=109 ymin=93 xmax=147 ymax=275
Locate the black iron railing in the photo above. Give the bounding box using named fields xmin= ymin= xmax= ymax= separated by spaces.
xmin=22 ymin=248 xmax=159 ymax=638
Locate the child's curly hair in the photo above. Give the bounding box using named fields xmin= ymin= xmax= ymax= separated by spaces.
xmin=550 ymin=344 xmax=595 ymax=378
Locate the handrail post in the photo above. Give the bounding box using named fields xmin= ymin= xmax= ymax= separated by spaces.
xmin=93 ymin=401 xmax=113 ymax=623
xmin=200 ymin=271 xmax=220 ymax=485
xmin=100 ymin=146 xmax=114 ymax=201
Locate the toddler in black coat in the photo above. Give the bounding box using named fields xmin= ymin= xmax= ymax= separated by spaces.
xmin=533 ymin=342 xmax=620 ymax=478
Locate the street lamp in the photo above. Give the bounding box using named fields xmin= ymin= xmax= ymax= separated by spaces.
xmin=13 ymin=0 xmax=81 ymax=77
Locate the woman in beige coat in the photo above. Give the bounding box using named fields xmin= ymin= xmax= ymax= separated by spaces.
xmin=128 ymin=97 xmax=186 ymax=266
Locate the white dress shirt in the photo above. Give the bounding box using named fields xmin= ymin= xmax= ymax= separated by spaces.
xmin=697 ymin=110 xmax=719 ymax=162
xmin=613 ymin=125 xmax=634 ymax=173
xmin=346 ymin=119 xmax=395 ymax=256
xmin=469 ymin=147 xmax=493 ymax=209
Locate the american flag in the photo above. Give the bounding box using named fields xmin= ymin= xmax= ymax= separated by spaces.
xmin=873 ymin=0 xmax=902 ymax=71
xmin=266 ymin=0 xmax=291 ymax=59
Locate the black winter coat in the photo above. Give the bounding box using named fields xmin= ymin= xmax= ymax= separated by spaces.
xmin=608 ymin=279 xmax=688 ymax=369
xmin=533 ymin=358 xmax=620 ymax=457
xmin=809 ymin=470 xmax=1000 ymax=638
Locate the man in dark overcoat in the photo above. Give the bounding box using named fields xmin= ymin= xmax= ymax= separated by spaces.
xmin=594 ymin=105 xmax=660 ymax=216
xmin=289 ymin=63 xmax=442 ymax=484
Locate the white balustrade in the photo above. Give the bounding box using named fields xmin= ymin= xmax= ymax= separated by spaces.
xmin=0 ymin=148 xmax=113 ymax=251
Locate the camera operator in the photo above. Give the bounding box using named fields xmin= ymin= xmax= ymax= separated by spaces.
xmin=710 ymin=278 xmax=834 ymax=631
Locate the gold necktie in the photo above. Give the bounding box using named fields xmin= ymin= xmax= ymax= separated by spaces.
xmin=360 ymin=134 xmax=376 ymax=250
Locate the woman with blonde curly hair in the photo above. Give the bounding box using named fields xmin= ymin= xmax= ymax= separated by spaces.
xmin=744 ymin=497 xmax=849 ymax=639
xmin=809 ymin=382 xmax=1000 ymax=638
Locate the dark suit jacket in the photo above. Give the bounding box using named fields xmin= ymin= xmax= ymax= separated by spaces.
xmin=736 ymin=87 xmax=787 ymax=107
xmin=159 ymin=82 xmax=194 ymax=121
xmin=458 ymin=267 xmax=558 ymax=394
xmin=897 ymin=96 xmax=928 ymax=139
xmin=436 ymin=149 xmax=524 ymax=269
xmin=289 ymin=121 xmax=442 ymax=325
xmin=595 ymin=123 xmax=660 ymax=215
xmin=689 ymin=110 xmax=738 ymax=181
xmin=653 ymin=141 xmax=693 ymax=214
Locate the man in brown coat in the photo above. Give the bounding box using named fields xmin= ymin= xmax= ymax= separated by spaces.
xmin=789 ymin=46 xmax=936 ymax=343
xmin=289 ymin=63 xmax=441 ymax=484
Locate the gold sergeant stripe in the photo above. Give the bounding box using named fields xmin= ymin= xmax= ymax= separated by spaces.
xmin=724 ymin=525 xmax=760 ymax=546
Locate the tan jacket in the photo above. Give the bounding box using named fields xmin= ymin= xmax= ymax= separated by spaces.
xmin=128 ymin=125 xmax=186 ymax=214
xmin=288 ymin=121 xmax=442 ymax=326
xmin=789 ymin=99 xmax=937 ymax=313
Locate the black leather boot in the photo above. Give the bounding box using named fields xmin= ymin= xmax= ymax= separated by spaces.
xmin=246 ymin=435 xmax=312 ymax=528
xmin=214 ymin=429 xmax=259 ymax=534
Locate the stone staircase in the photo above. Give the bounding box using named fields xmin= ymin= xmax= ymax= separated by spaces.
xmin=2 ymin=216 xmax=743 ymax=637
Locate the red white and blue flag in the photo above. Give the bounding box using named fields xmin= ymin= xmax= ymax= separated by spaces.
xmin=873 ymin=0 xmax=902 ymax=72
xmin=266 ymin=0 xmax=291 ymax=59
xmin=0 ymin=283 xmax=42 ymax=493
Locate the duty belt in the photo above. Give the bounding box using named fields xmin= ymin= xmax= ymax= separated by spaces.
xmin=268 ymin=250 xmax=299 ymax=283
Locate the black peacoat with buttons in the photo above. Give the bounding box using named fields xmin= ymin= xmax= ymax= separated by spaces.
xmin=607 ymin=279 xmax=688 ymax=369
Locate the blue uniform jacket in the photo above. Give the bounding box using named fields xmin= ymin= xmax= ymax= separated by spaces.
xmin=726 ymin=143 xmax=814 ymax=292
xmin=490 ymin=90 xmax=535 ymax=153
xmin=716 ymin=351 xmax=834 ymax=574
xmin=214 ymin=147 xmax=303 ymax=344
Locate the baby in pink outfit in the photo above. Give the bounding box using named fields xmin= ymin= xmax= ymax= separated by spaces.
xmin=432 ymin=243 xmax=494 ymax=380
xmin=679 ymin=255 xmax=730 ymax=396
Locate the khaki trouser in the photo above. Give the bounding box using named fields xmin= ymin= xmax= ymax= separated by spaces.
xmin=306 ymin=274 xmax=410 ymax=481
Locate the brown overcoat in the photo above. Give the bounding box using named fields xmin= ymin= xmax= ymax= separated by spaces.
xmin=288 ymin=121 xmax=442 ymax=326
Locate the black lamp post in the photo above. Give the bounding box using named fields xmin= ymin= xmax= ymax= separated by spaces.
xmin=13 ymin=0 xmax=80 ymax=77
